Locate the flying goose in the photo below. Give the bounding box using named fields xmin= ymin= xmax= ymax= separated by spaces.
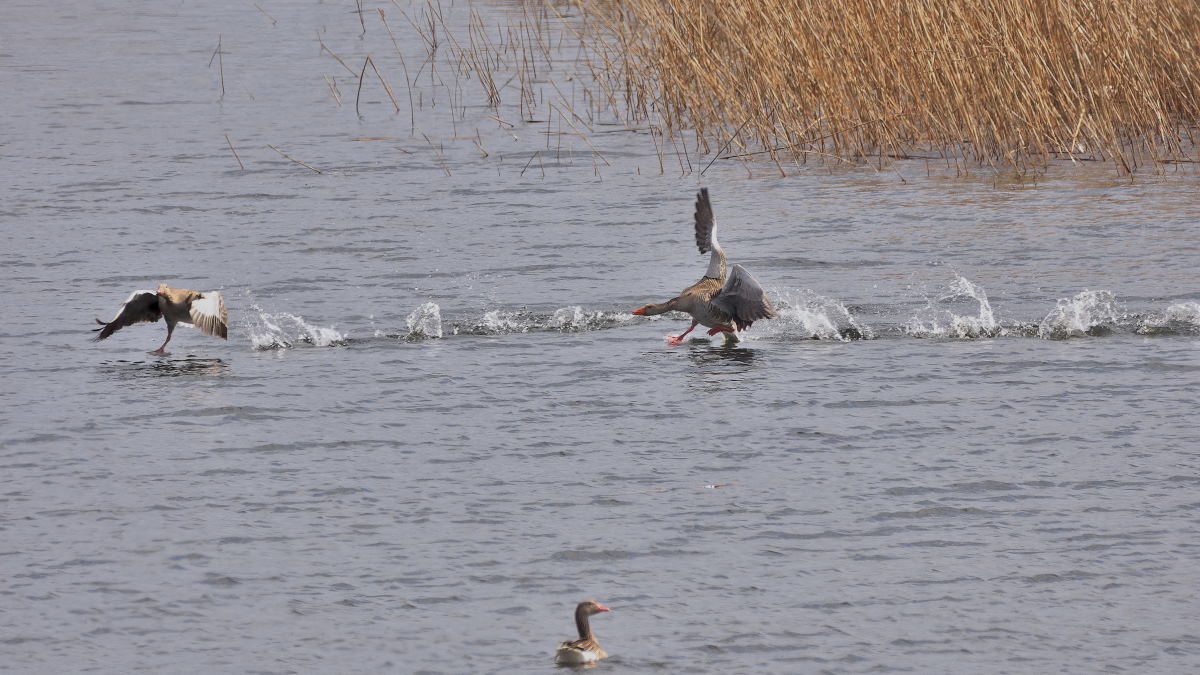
xmin=94 ymin=283 xmax=228 ymax=354
xmin=555 ymin=600 xmax=612 ymax=666
xmin=632 ymin=188 xmax=776 ymax=344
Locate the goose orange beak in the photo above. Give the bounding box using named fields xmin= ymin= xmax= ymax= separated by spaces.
xmin=595 ymin=604 xmax=611 ymax=612
xmin=631 ymin=307 xmax=646 ymax=315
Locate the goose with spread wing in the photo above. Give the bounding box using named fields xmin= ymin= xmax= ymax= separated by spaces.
xmin=554 ymin=600 xmax=612 ymax=666
xmin=94 ymin=283 xmax=228 ymax=354
xmin=632 ymin=188 xmax=776 ymax=344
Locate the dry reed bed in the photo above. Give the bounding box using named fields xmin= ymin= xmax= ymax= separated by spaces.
xmin=573 ymin=0 xmax=1200 ymax=173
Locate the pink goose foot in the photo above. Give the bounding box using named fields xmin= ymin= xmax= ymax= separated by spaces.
xmin=665 ymin=319 xmax=699 ymax=346
xmin=706 ymin=325 xmax=735 ymax=336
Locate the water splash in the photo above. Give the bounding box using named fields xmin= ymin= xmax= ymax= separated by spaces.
xmin=405 ymin=302 xmax=443 ymax=340
xmin=1135 ymin=301 xmax=1200 ymax=335
xmin=1165 ymin=302 xmax=1200 ymax=326
xmin=451 ymin=307 xmax=630 ymax=335
xmin=470 ymin=309 xmax=530 ymax=334
xmin=243 ymin=303 xmax=346 ymax=350
xmin=903 ymin=275 xmax=1001 ymax=338
xmin=550 ymin=306 xmax=619 ymax=332
xmin=1038 ymin=290 xmax=1125 ymax=339
xmin=767 ymin=290 xmax=870 ymax=341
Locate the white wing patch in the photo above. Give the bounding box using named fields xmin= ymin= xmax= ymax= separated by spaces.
xmin=189 ymin=291 xmax=229 ymax=339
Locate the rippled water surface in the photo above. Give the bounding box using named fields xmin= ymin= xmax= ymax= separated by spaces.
xmin=4 ymin=1 xmax=1200 ymax=673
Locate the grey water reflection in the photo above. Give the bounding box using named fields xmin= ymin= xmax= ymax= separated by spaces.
xmin=686 ymin=343 xmax=759 ymax=368
xmin=99 ymin=358 xmax=231 ymax=379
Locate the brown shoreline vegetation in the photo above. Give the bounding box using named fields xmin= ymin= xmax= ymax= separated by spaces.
xmin=300 ymin=1 xmax=1200 ymax=176
xmin=574 ymin=0 xmax=1200 ymax=174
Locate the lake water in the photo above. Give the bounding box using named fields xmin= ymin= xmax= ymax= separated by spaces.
xmin=3 ymin=1 xmax=1200 ymax=673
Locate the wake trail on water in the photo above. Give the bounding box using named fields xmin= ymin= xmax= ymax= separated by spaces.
xmin=453 ymin=306 xmax=635 ymax=335
xmin=386 ymin=302 xmax=638 ymax=340
xmin=896 ymin=277 xmax=1199 ymax=340
xmin=236 ymin=283 xmax=1200 ymax=351
xmin=756 ymin=276 xmax=1198 ymax=342
xmin=395 ymin=284 xmax=1200 ymax=345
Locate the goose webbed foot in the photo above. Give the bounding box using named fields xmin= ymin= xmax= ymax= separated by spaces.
xmin=666 ymin=319 xmax=700 ymax=346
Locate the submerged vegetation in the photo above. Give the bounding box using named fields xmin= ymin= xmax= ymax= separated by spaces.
xmin=576 ymin=0 xmax=1200 ymax=174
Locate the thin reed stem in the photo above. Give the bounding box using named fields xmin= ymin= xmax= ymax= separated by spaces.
xmin=267 ymin=144 xmax=322 ymax=174
xmin=224 ymin=134 xmax=244 ymax=170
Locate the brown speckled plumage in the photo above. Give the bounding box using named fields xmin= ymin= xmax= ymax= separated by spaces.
xmin=633 ymin=189 xmax=776 ymax=340
xmin=555 ymin=600 xmax=611 ymax=665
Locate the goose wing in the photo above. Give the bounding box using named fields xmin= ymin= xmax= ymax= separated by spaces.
xmin=555 ymin=637 xmax=606 ymax=663
xmin=710 ymin=264 xmax=776 ymax=329
xmin=693 ymin=188 xmax=726 ymax=279
xmin=188 ymin=291 xmax=228 ymax=339
xmin=93 ymin=290 xmax=161 ymax=341
xmin=694 ymin=187 xmax=715 ymax=254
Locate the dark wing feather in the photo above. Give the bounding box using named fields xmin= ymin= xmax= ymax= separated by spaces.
xmin=693 ymin=187 xmax=714 ymax=254
xmin=93 ymin=290 xmax=161 ymax=341
xmin=557 ymin=636 xmax=606 ymax=660
xmin=710 ymin=264 xmax=776 ymax=329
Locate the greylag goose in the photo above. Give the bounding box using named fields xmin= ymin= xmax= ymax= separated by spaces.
xmin=632 ymin=188 xmax=776 ymax=344
xmin=555 ymin=600 xmax=611 ymax=666
xmin=94 ymin=283 xmax=228 ymax=354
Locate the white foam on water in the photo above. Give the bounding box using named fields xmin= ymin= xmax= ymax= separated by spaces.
xmin=1038 ymin=289 xmax=1124 ymax=339
xmin=454 ymin=306 xmax=628 ymax=335
xmin=405 ymin=302 xmax=443 ymax=339
xmin=766 ymin=290 xmax=871 ymax=341
xmin=243 ymin=303 xmax=347 ymax=350
xmin=903 ymin=275 xmax=1001 ymax=338
xmin=474 ymin=309 xmax=531 ymax=334
xmin=1165 ymin=301 xmax=1200 ymax=325
xmin=550 ymin=306 xmax=619 ymax=331
xmin=1135 ymin=301 xmax=1200 ymax=335
xmin=241 ymin=291 xmax=346 ymax=350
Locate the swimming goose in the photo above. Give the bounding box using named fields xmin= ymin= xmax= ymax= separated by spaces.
xmin=555 ymin=600 xmax=611 ymax=666
xmin=94 ymin=283 xmax=228 ymax=354
xmin=632 ymin=188 xmax=776 ymax=344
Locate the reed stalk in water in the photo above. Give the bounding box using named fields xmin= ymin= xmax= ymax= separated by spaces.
xmin=208 ymin=34 xmax=225 ymax=100
xmin=224 ymin=133 xmax=244 ymax=170
xmin=267 ymin=144 xmax=323 ymax=174
xmin=574 ymin=0 xmax=1200 ymax=173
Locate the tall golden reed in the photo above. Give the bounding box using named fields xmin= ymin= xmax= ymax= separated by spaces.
xmin=574 ymin=0 xmax=1200 ymax=173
